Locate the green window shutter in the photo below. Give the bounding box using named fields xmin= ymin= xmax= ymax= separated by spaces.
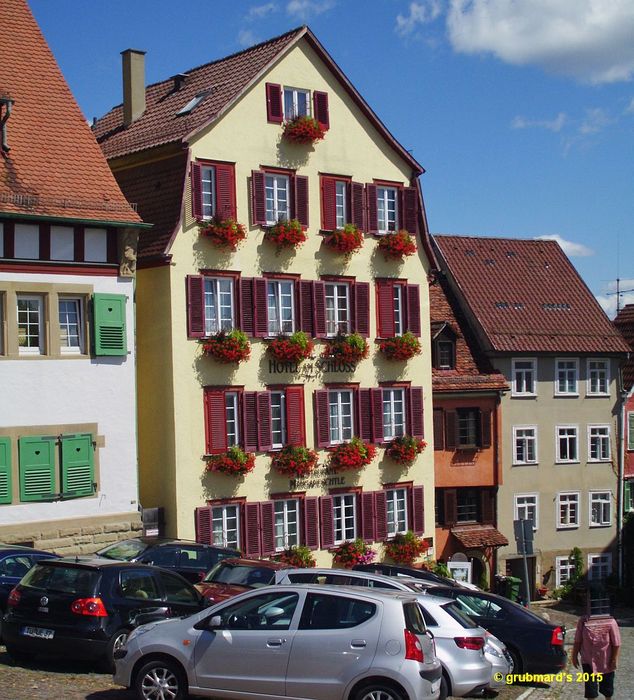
xmin=18 ymin=437 xmax=56 ymax=502
xmin=61 ymin=433 xmax=95 ymax=499
xmin=0 ymin=437 xmax=12 ymax=505
xmin=93 ymin=293 xmax=127 ymax=356
xmin=628 ymin=413 xmax=634 ymax=450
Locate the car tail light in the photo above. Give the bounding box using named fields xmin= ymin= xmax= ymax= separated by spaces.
xmin=551 ymin=626 xmax=564 ymax=646
xmin=454 ymin=636 xmax=485 ymax=650
xmin=7 ymin=587 xmax=21 ymax=607
xmin=70 ymin=597 xmax=108 ymax=617
xmin=404 ymin=629 xmax=424 ymax=662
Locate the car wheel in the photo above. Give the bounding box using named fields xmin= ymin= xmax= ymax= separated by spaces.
xmin=134 ymin=658 xmax=187 ymax=700
xmin=103 ymin=628 xmax=130 ymax=673
xmin=353 ymin=682 xmax=406 ymax=700
xmin=5 ymin=645 xmax=33 ymax=666
xmin=439 ymin=673 xmax=449 ymax=700
xmin=507 ymin=646 xmax=522 ymax=675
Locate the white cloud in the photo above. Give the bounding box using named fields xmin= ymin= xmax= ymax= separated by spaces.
xmin=578 ymin=107 xmax=613 ymax=134
xmin=246 ymin=3 xmax=278 ymax=20
xmin=447 ymin=0 xmax=634 ymax=84
xmin=511 ymin=112 xmax=567 ymax=132
xmin=624 ymin=97 xmax=634 ymax=114
xmin=286 ymin=0 xmax=335 ymax=20
xmin=596 ymin=284 xmax=634 ymax=319
xmin=395 ymin=1 xmax=443 ymax=37
xmin=535 ymin=234 xmax=594 ymax=257
xmin=237 ymin=29 xmax=259 ymax=47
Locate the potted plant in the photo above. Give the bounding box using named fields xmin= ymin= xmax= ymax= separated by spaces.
xmin=270 ymin=445 xmax=319 ymax=478
xmin=282 ymin=115 xmax=326 ymax=145
xmin=328 ymin=437 xmax=376 ymax=472
xmin=378 ymin=332 xmax=421 ymax=360
xmin=323 ymin=224 xmax=364 ymax=256
xmin=385 ymin=435 xmax=427 ymax=466
xmin=265 ymin=218 xmax=307 ymax=249
xmin=321 ymin=332 xmax=368 ymax=363
xmin=377 ymin=229 xmax=417 ymax=260
xmin=267 ymin=331 xmax=313 ymax=363
xmin=384 ymin=531 xmax=427 ymax=565
xmin=199 ymin=217 xmax=247 ymax=251
xmin=274 ymin=544 xmax=316 ymax=568
xmin=201 ymin=329 xmax=251 ymax=364
xmin=333 ymin=539 xmax=376 ymax=568
xmin=204 ymin=446 xmax=255 ymax=476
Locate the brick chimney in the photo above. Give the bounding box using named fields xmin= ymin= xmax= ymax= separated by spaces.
xmin=121 ymin=49 xmax=146 ymax=127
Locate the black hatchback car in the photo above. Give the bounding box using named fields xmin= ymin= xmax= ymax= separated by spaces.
xmin=0 ymin=545 xmax=59 ymax=615
xmin=2 ymin=557 xmax=209 ymax=670
xmin=95 ymin=537 xmax=239 ymax=583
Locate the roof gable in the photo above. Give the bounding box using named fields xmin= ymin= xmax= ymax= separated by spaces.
xmin=614 ymin=304 xmax=634 ymax=390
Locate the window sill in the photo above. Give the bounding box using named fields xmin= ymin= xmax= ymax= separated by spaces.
xmin=510 ymin=393 xmax=537 ymax=399
xmin=556 ymin=525 xmax=579 ymax=530
xmin=512 ymin=462 xmax=539 ymax=467
xmin=553 ymin=393 xmax=580 ymax=398
xmin=555 ymin=461 xmax=580 ymax=465
xmin=589 ymin=523 xmax=612 ymax=528
xmin=586 ymin=393 xmax=610 ymax=398
xmin=588 ymin=459 xmax=612 ymax=464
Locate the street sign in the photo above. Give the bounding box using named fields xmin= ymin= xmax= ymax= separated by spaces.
xmin=513 ymin=518 xmax=534 ymax=555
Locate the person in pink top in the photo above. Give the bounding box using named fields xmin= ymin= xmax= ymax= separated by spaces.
xmin=572 ymin=613 xmax=621 ymax=699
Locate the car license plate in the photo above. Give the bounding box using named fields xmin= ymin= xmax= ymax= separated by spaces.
xmin=21 ymin=626 xmax=55 ymax=640
xmin=431 ymin=679 xmax=441 ymax=693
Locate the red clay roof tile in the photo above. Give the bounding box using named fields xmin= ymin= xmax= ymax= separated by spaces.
xmin=451 ymin=524 xmax=509 ymax=548
xmin=614 ymin=304 xmax=634 ymax=390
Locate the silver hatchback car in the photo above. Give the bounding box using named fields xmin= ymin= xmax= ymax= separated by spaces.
xmin=114 ymin=584 xmax=442 ymax=700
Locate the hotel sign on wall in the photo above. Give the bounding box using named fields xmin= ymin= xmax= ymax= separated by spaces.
xmin=268 ymin=358 xmax=357 ymax=377
xmin=289 ymin=466 xmax=348 ymax=491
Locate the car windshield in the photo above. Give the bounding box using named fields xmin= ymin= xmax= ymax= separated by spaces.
xmin=96 ymin=539 xmax=148 ymax=561
xmin=20 ymin=563 xmax=99 ymax=596
xmin=203 ymin=563 xmax=275 ymax=587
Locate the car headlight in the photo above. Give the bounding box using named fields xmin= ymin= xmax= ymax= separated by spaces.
xmin=484 ymin=643 xmax=504 ymax=658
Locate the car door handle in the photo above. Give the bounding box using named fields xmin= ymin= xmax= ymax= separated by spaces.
xmin=351 ymin=640 xmax=367 ymax=648
xmin=267 ymin=639 xmax=287 ymax=647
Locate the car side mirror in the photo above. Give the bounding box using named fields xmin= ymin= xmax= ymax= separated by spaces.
xmin=194 ymin=614 xmax=222 ymax=631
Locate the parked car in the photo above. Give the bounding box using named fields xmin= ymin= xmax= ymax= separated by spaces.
xmin=114 ymin=585 xmax=443 ymax=700
xmin=277 ymin=566 xmax=435 ymax=591
xmin=2 ymin=557 xmax=210 ymax=671
xmin=422 ymin=586 xmax=566 ymax=673
xmin=95 ymin=537 xmax=239 ymax=583
xmin=195 ymin=557 xmax=292 ymax=604
xmin=353 ymin=562 xmax=479 ymax=589
xmin=484 ymin=631 xmax=514 ymax=687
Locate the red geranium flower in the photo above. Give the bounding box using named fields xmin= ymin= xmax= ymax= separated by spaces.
xmin=283 ymin=116 xmax=326 ymax=145
xmin=199 ymin=217 xmax=247 ymax=251
xmin=377 ymin=230 xmax=417 ymax=260
xmin=265 ymin=219 xmax=307 ymax=249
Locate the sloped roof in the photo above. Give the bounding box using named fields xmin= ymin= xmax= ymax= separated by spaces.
xmin=614 ymin=304 xmax=634 ymax=390
xmin=433 ymin=235 xmax=629 ymax=355
xmin=451 ymin=525 xmax=509 ymax=548
xmin=0 ymin=0 xmax=141 ymax=225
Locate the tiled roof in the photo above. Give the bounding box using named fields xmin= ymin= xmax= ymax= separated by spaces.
xmin=433 ymin=235 xmax=630 ymax=354
xmin=0 ymin=0 xmax=141 ymax=225
xmin=614 ymin=304 xmax=634 ymax=390
xmin=451 ymin=524 xmax=509 ymax=548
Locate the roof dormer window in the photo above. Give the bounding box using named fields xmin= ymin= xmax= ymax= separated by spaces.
xmin=176 ymin=91 xmax=210 ymax=116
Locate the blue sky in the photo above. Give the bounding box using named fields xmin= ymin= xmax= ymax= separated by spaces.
xmin=30 ymin=0 xmax=634 ymax=316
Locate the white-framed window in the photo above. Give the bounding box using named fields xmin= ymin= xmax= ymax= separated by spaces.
xmin=17 ymin=294 xmax=45 ymax=355
xmin=556 ymin=426 xmax=579 ymax=463
xmin=589 ymin=491 xmax=612 ymax=527
xmin=557 ymin=492 xmax=579 ymax=528
xmin=333 ymin=493 xmax=357 ymax=543
xmin=393 ymin=284 xmax=404 ymax=336
xmin=629 ymin=412 xmax=634 ymax=451
xmin=512 ymin=358 xmax=537 ymax=397
xmin=587 ymin=553 xmax=612 ymax=582
xmin=58 ymin=297 xmax=84 ymax=354
xmin=377 ymin=186 xmax=398 ymax=233
xmin=270 ymin=391 xmax=287 ymax=449
xmin=267 ymin=279 xmax=295 ymax=336
xmin=265 ymin=174 xmax=290 ymax=224
xmin=555 ymin=556 xmax=576 ymax=588
xmin=274 ymin=498 xmax=299 ymax=551
xmin=514 ymin=493 xmax=539 ymax=530
xmin=588 ymin=425 xmax=611 ymax=462
xmin=14 ymin=223 xmax=39 ymax=259
xmin=325 ymin=282 xmax=350 ymax=336
xmin=437 ymin=340 xmax=454 ymax=369
xmin=624 ymin=481 xmax=634 ymax=512
xmin=386 ymin=488 xmax=408 ymax=536
xmin=201 ymin=166 xmax=216 ymax=220
xmin=212 ymin=504 xmax=240 ymax=549
xmin=50 ymin=225 xmax=75 ymax=261
xmin=225 ymin=392 xmax=240 ymax=447
xmin=555 ymin=358 xmax=579 ymax=396
xmin=204 ymin=277 xmax=234 ymax=335
xmin=587 ymin=359 xmax=610 ymax=396
xmin=329 ymin=390 xmax=353 ymax=444
xmin=283 ymin=87 xmax=310 ymax=119
xmin=457 ymin=409 xmax=479 ymax=448
xmin=382 ymin=388 xmax=406 ymax=441
xmin=513 ymin=426 xmax=537 ymax=465
xmin=335 ymin=181 xmax=347 ymax=228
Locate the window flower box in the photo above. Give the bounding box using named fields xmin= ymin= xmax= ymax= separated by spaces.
xmin=201 ymin=329 xmax=250 ymax=364
xmin=379 ymin=332 xmax=421 ymax=360
xmin=377 ymin=229 xmax=417 ymax=260
xmin=384 ymin=531 xmax=427 ymax=565
xmin=323 ymin=224 xmax=364 ymax=256
xmin=274 ymin=544 xmax=316 ymax=568
xmin=282 ymin=115 xmax=326 ymax=145
xmin=204 ymin=446 xmax=255 ymax=476
xmin=270 ymin=445 xmax=319 ymax=478
xmin=333 ymin=539 xmax=376 ymax=568
xmin=328 ymin=437 xmax=376 ymax=472
xmin=265 ymin=218 xmax=307 ymax=249
xmin=199 ymin=217 xmax=247 ymax=251
xmin=321 ymin=332 xmax=369 ymax=363
xmin=267 ymin=331 xmax=313 ymax=363
xmin=385 ymin=435 xmax=427 ymax=466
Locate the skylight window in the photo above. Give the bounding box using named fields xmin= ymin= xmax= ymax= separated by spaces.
xmin=176 ymin=91 xmax=210 ymax=116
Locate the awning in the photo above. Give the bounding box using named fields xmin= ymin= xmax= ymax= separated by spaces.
xmin=451 ymin=524 xmax=509 ymax=548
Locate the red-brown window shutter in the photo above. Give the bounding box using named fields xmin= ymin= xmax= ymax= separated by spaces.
xmin=376 ymin=280 xmax=395 ymax=338
xmin=480 ymin=409 xmax=492 ymax=449
xmin=360 ymin=491 xmax=376 ymax=542
xmin=481 ymin=489 xmax=495 ymax=525
xmin=406 ymin=284 xmax=421 ymax=336
xmin=260 ymin=501 xmax=276 ymax=555
xmin=357 ymin=389 xmax=373 ymax=442
xmin=251 ymin=170 xmax=267 ymax=226
xmin=351 ymin=182 xmax=365 ymax=230
xmin=374 ymin=491 xmax=388 ymax=541
xmin=319 ymin=496 xmax=335 ymax=548
xmin=321 ymin=177 xmax=337 ymax=231
xmin=215 ymin=162 xmax=236 ymax=219
xmin=299 ymin=280 xmax=314 ymax=336
xmin=354 ymin=282 xmax=370 ymax=338
xmin=403 ymin=186 xmax=418 ymax=234
xmin=266 ymin=83 xmax=283 ymax=124
xmin=195 ymin=506 xmax=212 ymax=544
xmin=186 ymin=275 xmax=205 ymax=339
xmin=433 ymin=409 xmax=444 ymax=450
xmin=371 ymin=388 xmax=384 ymax=443
xmin=304 ymin=497 xmax=320 ymax=550
xmin=191 ymin=162 xmax=203 ymax=220
xmin=445 ymin=411 xmax=458 ymax=450
xmin=443 ymin=489 xmax=457 ymax=527
xmin=313 ymin=91 xmax=329 ymax=130
xmin=314 ymin=390 xmax=330 ymax=448
xmin=242 ymin=392 xmax=259 ymax=452
xmin=294 ymin=175 xmax=309 ymax=227
xmin=244 ymin=503 xmax=261 ymax=557
xmin=286 ymin=386 xmax=305 ymax=446
xmin=408 ymin=386 xmax=424 ymax=440
xmin=257 ymin=391 xmax=272 ymax=451
xmin=239 ymin=277 xmax=255 ymax=336
xmin=253 ymin=277 xmax=269 ymax=338
xmin=366 ymin=184 xmax=378 ymax=234
xmin=397 ymin=188 xmax=405 ymax=230
xmin=411 ymin=485 xmax=425 ymax=535
xmin=313 ymin=281 xmax=327 ymax=338
xmin=205 ymin=389 xmax=228 ymax=454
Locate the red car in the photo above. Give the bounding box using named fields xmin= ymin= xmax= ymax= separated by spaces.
xmin=194 ymin=557 xmax=292 ymax=604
